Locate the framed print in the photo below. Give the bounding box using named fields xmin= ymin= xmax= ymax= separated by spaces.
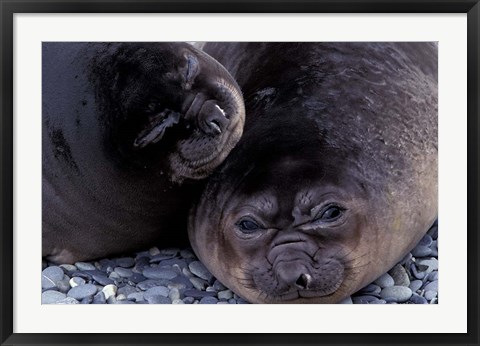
xmin=1 ymin=1 xmax=479 ymax=345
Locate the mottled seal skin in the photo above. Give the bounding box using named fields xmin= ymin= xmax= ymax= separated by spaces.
xmin=189 ymin=43 xmax=438 ymax=303
xmin=42 ymin=42 xmax=245 ymax=263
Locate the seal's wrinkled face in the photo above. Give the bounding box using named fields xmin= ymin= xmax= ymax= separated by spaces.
xmin=91 ymin=43 xmax=245 ymax=182
xmin=190 ymin=157 xmax=376 ymax=304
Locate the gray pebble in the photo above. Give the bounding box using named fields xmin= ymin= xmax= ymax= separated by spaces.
xmin=352 ymin=295 xmax=379 ymax=304
xmin=144 ymin=286 xmax=169 ymax=300
xmin=56 ymin=278 xmax=71 ymax=293
xmin=168 ymin=282 xmax=187 ymax=290
xmin=97 ymin=259 xmax=116 ymax=272
xmin=42 ymin=266 xmax=64 ymax=289
xmin=59 ymin=264 xmax=77 ymax=272
xmin=143 ymin=267 xmax=178 ymax=280
xmin=380 ymin=286 xmax=412 ymax=303
xmin=236 ymin=299 xmax=249 ymax=304
xmin=206 ymin=286 xmax=216 ymax=292
xmin=427 ymin=225 xmax=438 ymax=239
xmin=115 ymin=257 xmax=135 ymax=268
xmin=81 ymin=296 xmax=93 ymax=304
xmin=169 ymin=288 xmax=181 ymax=301
xmin=388 ymin=264 xmax=410 ymax=287
xmin=109 ymin=272 xmax=121 ymax=280
xmin=409 ymin=293 xmax=428 ymax=304
xmin=410 ymin=263 xmax=426 ymax=279
xmin=102 ymin=284 xmax=117 ymax=300
xmin=398 ymin=252 xmax=413 ymax=266
xmin=171 ymin=276 xmax=194 ymax=289
xmin=93 ymin=292 xmax=106 ymax=304
xmin=115 ymin=300 xmax=136 ymax=304
xmin=228 ymin=299 xmax=237 ymax=304
xmin=149 ymin=255 xmax=176 ymax=263
xmin=424 ymin=280 xmax=438 ymax=292
xmin=146 ymin=295 xmax=171 ymax=304
xmin=42 ymin=290 xmax=67 ymax=304
xmin=159 ymin=258 xmax=187 ymax=269
xmin=183 ymin=297 xmax=195 ymax=304
xmin=409 ymin=280 xmax=423 ymax=292
xmin=411 ymin=245 xmax=432 ymax=258
xmin=127 ymin=292 xmax=145 ymax=302
xmin=218 ymin=289 xmax=234 ymax=300
xmin=128 ymin=273 xmax=147 ymax=284
xmin=427 ymin=271 xmax=438 ymax=281
xmin=190 ymin=277 xmax=208 ymax=290
xmin=424 ymin=290 xmax=437 ymax=301
xmin=160 ymin=248 xmax=179 ymax=256
xmin=213 ymin=280 xmax=227 ymax=291
xmin=430 ymin=297 xmax=438 ymax=304
xmin=418 ymin=234 xmax=433 ymax=247
xmin=184 ymin=289 xmax=217 ymax=299
xmin=67 ymin=283 xmax=97 ymax=300
xmin=118 ymin=285 xmax=137 ymax=297
xmin=417 ymin=258 xmax=438 ymax=273
xmin=357 ymin=284 xmax=381 ymax=295
xmin=116 ymin=294 xmax=127 ymax=301
xmin=200 ymin=297 xmax=218 ymax=304
xmin=188 ymin=261 xmax=213 ymax=282
xmin=373 ymin=273 xmax=394 ymax=288
xmin=93 ymin=274 xmax=114 ymax=286
xmin=136 ymin=279 xmax=170 ymax=291
xmin=69 ymin=277 xmax=85 ymax=288
xmin=180 ymin=249 xmax=196 ymax=259
xmin=56 ymin=297 xmax=80 ymax=304
xmin=114 ymin=267 xmax=133 ymax=278
xmin=172 ymin=299 xmax=185 ymax=304
xmin=149 ymin=247 xmax=161 ymax=256
xmin=133 ymin=257 xmax=151 ymax=272
xmin=74 ymin=262 xmax=96 ymax=271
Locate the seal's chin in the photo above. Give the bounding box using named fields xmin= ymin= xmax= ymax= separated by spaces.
xmin=168 ymin=119 xmax=243 ymax=182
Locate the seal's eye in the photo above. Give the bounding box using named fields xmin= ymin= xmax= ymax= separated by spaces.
xmin=319 ymin=206 xmax=343 ymax=222
xmin=185 ymin=54 xmax=199 ymax=82
xmin=236 ymin=218 xmax=261 ymax=233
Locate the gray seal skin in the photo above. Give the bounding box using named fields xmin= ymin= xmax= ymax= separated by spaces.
xmin=42 ymin=42 xmax=245 ymax=263
xmin=189 ymin=42 xmax=438 ymax=303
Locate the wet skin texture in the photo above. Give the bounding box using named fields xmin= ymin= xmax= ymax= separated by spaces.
xmin=42 ymin=42 xmax=245 ymax=263
xmin=189 ymin=43 xmax=438 ymax=303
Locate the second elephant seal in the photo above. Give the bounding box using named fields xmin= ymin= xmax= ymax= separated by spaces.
xmin=189 ymin=42 xmax=438 ymax=303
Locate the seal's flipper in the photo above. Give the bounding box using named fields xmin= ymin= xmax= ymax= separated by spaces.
xmin=133 ymin=110 xmax=180 ymax=148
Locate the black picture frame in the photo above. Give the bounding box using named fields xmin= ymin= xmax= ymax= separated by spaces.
xmin=1 ymin=1 xmax=478 ymax=345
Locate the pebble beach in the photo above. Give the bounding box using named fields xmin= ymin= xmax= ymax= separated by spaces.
xmin=41 ymin=220 xmax=438 ymax=305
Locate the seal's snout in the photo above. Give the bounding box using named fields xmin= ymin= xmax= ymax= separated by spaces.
xmin=276 ymin=262 xmax=312 ymax=290
xmin=198 ymin=100 xmax=228 ymax=136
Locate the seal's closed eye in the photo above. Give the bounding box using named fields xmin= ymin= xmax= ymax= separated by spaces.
xmin=185 ymin=54 xmax=199 ymax=84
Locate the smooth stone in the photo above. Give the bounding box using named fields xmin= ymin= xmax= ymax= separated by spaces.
xmin=411 ymin=245 xmax=432 ymax=258
xmin=218 ymin=290 xmax=234 ymax=300
xmin=81 ymin=296 xmax=93 ymax=304
xmin=93 ymin=292 xmax=106 ymax=304
xmin=149 ymin=247 xmax=161 ymax=256
xmin=144 ymin=286 xmax=169 ymax=300
xmin=67 ymin=283 xmax=97 ymax=300
xmin=169 ymin=288 xmax=181 ymax=301
xmin=109 ymin=272 xmax=121 ymax=280
xmin=56 ymin=297 xmax=80 ymax=304
xmin=171 ymin=275 xmax=194 ymax=289
xmin=168 ymin=283 xmax=187 ymax=291
xmin=69 ymin=277 xmax=85 ymax=288
xmin=236 ymin=299 xmax=249 ymax=304
xmin=74 ymin=262 xmax=96 ymax=271
xmin=72 ymin=271 xmax=93 ymax=281
xmin=213 ymin=280 xmax=227 ymax=291
xmin=172 ymin=299 xmax=185 ymax=304
xmin=102 ymin=284 xmax=118 ymax=300
xmin=424 ymin=290 xmax=437 ymax=301
xmin=42 ymin=266 xmax=64 ymax=289
xmin=128 ymin=273 xmax=147 ymax=284
xmin=409 ymin=280 xmax=423 ymax=292
xmin=352 ymin=295 xmax=379 ymax=304
xmin=143 ymin=267 xmax=178 ymax=280
xmin=410 ymin=263 xmax=426 ymax=279
xmin=115 ymin=300 xmax=135 ymax=304
xmin=180 ymin=249 xmax=196 ymax=259
xmin=418 ymin=234 xmax=433 ymax=247
xmin=199 ymin=297 xmax=218 ymax=304
xmin=417 ymin=258 xmax=438 ymax=272
xmin=127 ymin=292 xmax=145 ymax=302
xmin=183 ymin=297 xmax=195 ymax=304
xmin=149 ymin=255 xmax=175 ymax=263
xmin=56 ymin=278 xmax=71 ymax=293
xmin=357 ymin=283 xmax=381 ymax=295
xmin=182 ymin=267 xmax=194 ymax=278
xmin=190 ymin=277 xmax=208 ymax=291
xmin=134 ymin=257 xmax=151 ymax=272
xmin=228 ymin=299 xmax=237 ymax=304
xmin=373 ymin=273 xmax=395 ymax=288
xmin=409 ymin=293 xmax=428 ymax=304
xmin=424 ymin=280 xmax=438 ymax=292
xmin=118 ymin=285 xmax=137 ymax=297
xmin=398 ymin=252 xmax=413 ymax=266
xmin=388 ymin=264 xmax=410 ymax=287
xmin=338 ymin=296 xmax=353 ymax=304
xmin=380 ymin=286 xmax=412 ymax=303
xmin=92 ymin=274 xmax=114 ymax=286
xmin=184 ymin=289 xmax=217 ymax=299
xmin=97 ymin=258 xmax=116 ymax=272
xmin=42 ymin=290 xmax=67 ymax=304
xmin=430 ymin=247 xmax=438 ymax=257
xmin=430 ymin=297 xmax=438 ymax=304
xmin=146 ymin=296 xmax=171 ymax=304
xmin=160 ymin=248 xmax=179 ymax=256
xmin=206 ymin=286 xmax=216 ymax=292
xmin=115 ymin=257 xmax=135 ymax=268
xmin=369 ymin=299 xmax=387 ymax=304
xmin=427 ymin=271 xmax=438 ymax=281
xmin=188 ymin=261 xmax=213 ymax=281
xmin=116 ymin=294 xmax=127 ymax=301
xmin=59 ymin=264 xmax=77 ymax=272
xmin=159 ymin=258 xmax=187 ymax=269
xmin=136 ymin=279 xmax=171 ymax=291
xmin=114 ymin=267 xmax=133 ymax=278
xmin=384 ymin=297 xmax=398 ymax=304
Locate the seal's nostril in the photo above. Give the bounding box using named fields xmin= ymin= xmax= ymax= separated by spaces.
xmin=208 ymin=120 xmax=222 ymax=135
xmin=295 ymin=273 xmax=311 ymax=289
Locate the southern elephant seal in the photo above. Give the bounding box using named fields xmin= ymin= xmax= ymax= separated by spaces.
xmin=189 ymin=42 xmax=438 ymax=303
xmin=42 ymin=42 xmax=245 ymax=263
